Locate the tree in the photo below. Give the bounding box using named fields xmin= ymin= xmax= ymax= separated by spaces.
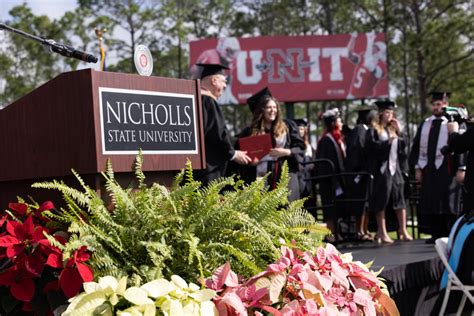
xmin=0 ymin=5 xmax=69 ymax=107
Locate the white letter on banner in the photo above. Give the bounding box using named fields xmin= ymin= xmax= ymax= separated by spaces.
xmin=307 ymin=48 xmax=322 ymax=82
xmin=237 ymin=50 xmax=263 ymax=85
xmin=322 ymin=47 xmax=348 ymax=81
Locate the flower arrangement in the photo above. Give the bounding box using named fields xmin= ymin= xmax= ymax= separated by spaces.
xmin=64 ymin=242 xmax=398 ymax=316
xmin=0 ymin=201 xmax=94 ymax=314
xmin=205 ymin=242 xmax=399 ymax=316
xmin=63 ymin=275 xmax=217 ymax=315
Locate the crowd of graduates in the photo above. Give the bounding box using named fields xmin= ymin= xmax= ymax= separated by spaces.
xmin=193 ymin=63 xmax=472 ymax=247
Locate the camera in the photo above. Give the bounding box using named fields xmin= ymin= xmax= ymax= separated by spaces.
xmin=442 ymin=105 xmax=470 ymax=123
xmin=440 ymin=105 xmax=472 ymax=155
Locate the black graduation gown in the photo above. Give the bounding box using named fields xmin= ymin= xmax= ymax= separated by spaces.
xmin=314 ymin=133 xmax=346 ymax=221
xmin=449 ymin=126 xmax=474 ymax=212
xmin=365 ymin=128 xmax=407 ymax=213
xmin=345 ymin=124 xmax=369 ymax=216
xmin=236 ymin=119 xmax=305 ymax=202
xmin=409 ymin=119 xmax=455 ymax=216
xmin=193 ymin=95 xmax=235 ymax=185
xmin=298 ymin=145 xmax=316 ymax=199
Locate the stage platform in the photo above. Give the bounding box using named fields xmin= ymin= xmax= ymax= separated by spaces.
xmin=339 ymin=239 xmax=445 ymax=315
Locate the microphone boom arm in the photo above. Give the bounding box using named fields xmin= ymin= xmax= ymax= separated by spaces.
xmin=0 ymin=23 xmax=98 ymax=63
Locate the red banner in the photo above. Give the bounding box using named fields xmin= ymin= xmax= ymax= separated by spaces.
xmin=189 ymin=33 xmax=389 ymax=104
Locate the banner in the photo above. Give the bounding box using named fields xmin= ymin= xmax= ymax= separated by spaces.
xmin=189 ymin=33 xmax=389 ymax=104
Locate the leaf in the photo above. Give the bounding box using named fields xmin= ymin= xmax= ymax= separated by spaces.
xmin=171 ymin=275 xmax=188 ymax=289
xmin=188 ymin=289 xmax=216 ymax=302
xmin=301 ymin=289 xmax=325 ymax=307
xmin=141 ymin=279 xmax=176 ymax=298
xmin=63 ymin=292 xmax=107 ymax=315
xmin=268 ymin=272 xmax=286 ymax=304
xmin=377 ymin=292 xmax=400 ymax=316
xmin=124 ymin=287 xmax=153 ymax=305
xmin=211 ymin=262 xmax=232 ymax=291
xmin=220 ymin=292 xmax=247 ymax=316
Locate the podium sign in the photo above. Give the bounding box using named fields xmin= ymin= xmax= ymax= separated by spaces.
xmin=0 ymin=69 xmax=206 ymax=209
xmin=99 ymin=87 xmax=198 ymax=154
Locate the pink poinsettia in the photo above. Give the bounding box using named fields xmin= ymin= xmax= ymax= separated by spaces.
xmin=207 ymin=243 xmax=400 ymax=316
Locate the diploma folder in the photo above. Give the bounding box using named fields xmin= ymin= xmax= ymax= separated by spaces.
xmin=238 ymin=133 xmax=272 ymax=160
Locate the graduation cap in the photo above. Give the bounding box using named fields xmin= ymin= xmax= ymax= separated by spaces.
xmin=374 ymin=100 xmax=397 ymax=111
xmin=247 ymin=87 xmax=273 ymax=113
xmin=196 ymin=63 xmax=229 ymax=79
xmin=293 ymin=119 xmax=308 ymax=127
xmin=321 ymin=108 xmax=341 ymax=126
xmin=430 ymin=91 xmax=451 ymax=102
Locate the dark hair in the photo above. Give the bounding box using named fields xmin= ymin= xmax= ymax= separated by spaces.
xmin=250 ymin=96 xmax=287 ymax=137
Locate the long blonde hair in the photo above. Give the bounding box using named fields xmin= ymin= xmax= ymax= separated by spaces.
xmin=372 ymin=110 xmax=398 ymax=137
xmin=250 ymin=96 xmax=288 ymax=137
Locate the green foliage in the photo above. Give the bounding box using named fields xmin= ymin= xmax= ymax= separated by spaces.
xmin=32 ymin=154 xmax=324 ymax=284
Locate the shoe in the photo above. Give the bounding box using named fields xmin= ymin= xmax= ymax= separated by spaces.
xmin=375 ymin=234 xmax=394 ymax=245
xmin=357 ymin=232 xmax=374 ymax=242
xmin=398 ymin=232 xmax=413 ymax=241
xmin=425 ymin=237 xmax=436 ymax=244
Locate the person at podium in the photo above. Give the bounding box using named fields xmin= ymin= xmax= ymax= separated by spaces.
xmin=193 ymin=63 xmax=251 ymax=185
xmin=235 ymin=87 xmax=305 ymax=202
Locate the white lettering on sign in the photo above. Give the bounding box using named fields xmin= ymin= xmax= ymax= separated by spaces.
xmin=235 ymin=47 xmax=349 ymax=84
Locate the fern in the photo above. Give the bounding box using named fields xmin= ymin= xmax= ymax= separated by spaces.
xmin=32 ymin=156 xmax=325 ymax=284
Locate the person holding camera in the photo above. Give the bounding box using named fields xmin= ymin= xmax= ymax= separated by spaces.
xmin=409 ymin=92 xmax=462 ymax=243
xmin=447 ymin=120 xmax=473 ymax=212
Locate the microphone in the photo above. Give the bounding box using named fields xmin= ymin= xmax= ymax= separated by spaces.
xmin=47 ymin=40 xmax=98 ymax=63
xmin=0 ymin=23 xmax=98 ymax=63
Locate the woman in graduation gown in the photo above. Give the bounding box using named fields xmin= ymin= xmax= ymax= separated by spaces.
xmin=315 ymin=108 xmax=346 ymax=241
xmin=365 ymin=100 xmax=413 ymax=243
xmin=236 ymin=87 xmax=305 ymax=202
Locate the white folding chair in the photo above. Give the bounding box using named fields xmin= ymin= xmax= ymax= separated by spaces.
xmin=435 ymin=237 xmax=474 ymax=316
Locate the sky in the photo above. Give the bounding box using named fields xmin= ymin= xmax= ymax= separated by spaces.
xmin=1 ymin=1 xmax=106 ymax=71
xmin=1 ymin=0 xmax=77 ymax=22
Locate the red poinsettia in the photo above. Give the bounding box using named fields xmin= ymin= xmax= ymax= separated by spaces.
xmin=59 ymin=246 xmax=94 ymax=298
xmin=0 ymin=262 xmax=36 ymax=302
xmin=0 ymin=201 xmax=95 ymax=312
xmin=8 ymin=203 xmax=28 ymax=216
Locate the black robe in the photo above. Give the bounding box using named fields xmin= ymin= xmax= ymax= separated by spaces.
xmin=365 ymin=128 xmax=407 ymax=213
xmin=449 ymin=126 xmax=474 ymax=212
xmin=409 ymin=119 xmax=456 ymax=216
xmin=236 ymin=119 xmax=305 ymax=202
xmin=314 ymin=133 xmax=346 ymax=221
xmin=193 ymin=94 xmax=235 ymax=185
xmin=345 ymin=124 xmax=369 ymax=216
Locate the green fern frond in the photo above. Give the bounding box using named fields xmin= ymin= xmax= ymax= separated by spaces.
xmin=134 ymin=150 xmax=146 ymax=189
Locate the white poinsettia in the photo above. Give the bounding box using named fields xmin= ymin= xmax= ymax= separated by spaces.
xmin=63 ymin=276 xmax=128 ymax=316
xmin=141 ymin=275 xmax=218 ymax=316
xmin=65 ymin=274 xmax=217 ymax=316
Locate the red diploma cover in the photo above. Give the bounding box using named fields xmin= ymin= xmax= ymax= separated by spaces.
xmin=238 ymin=133 xmax=273 ymax=160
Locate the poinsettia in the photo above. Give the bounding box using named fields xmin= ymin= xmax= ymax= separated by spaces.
xmin=0 ymin=201 xmax=93 ymax=314
xmin=206 ymin=243 xmax=400 ymax=316
xmin=59 ymin=246 xmax=94 ymax=298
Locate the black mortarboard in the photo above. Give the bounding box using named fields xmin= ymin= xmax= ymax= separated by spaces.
xmin=196 ymin=63 xmax=229 ymax=79
xmin=430 ymin=91 xmax=451 ymax=102
xmin=247 ymin=87 xmax=273 ymax=113
xmin=293 ymin=119 xmax=308 ymax=127
xmin=374 ymin=100 xmax=396 ymax=111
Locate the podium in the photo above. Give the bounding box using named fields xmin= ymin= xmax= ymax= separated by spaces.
xmin=0 ymin=69 xmax=205 ymax=207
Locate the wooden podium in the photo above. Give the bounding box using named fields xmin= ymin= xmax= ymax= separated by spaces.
xmin=0 ymin=69 xmax=205 ymax=207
